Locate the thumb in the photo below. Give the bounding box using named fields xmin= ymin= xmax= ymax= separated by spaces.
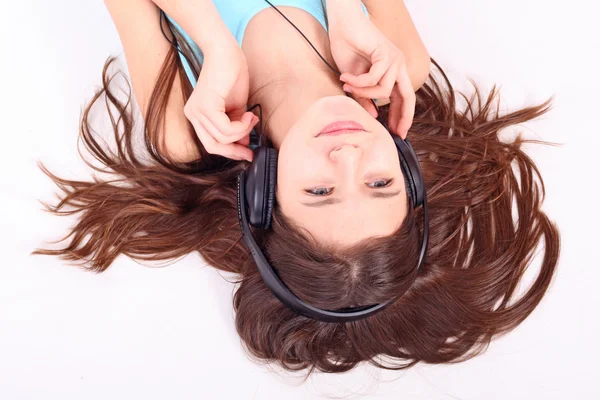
xmin=236 ymin=134 xmax=251 ymax=146
xmin=226 ymin=103 xmax=250 ymax=123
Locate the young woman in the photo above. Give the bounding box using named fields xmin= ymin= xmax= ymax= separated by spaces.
xmin=36 ymin=0 xmax=560 ymax=376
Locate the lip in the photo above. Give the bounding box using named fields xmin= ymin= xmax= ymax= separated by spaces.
xmin=316 ymin=121 xmax=365 ymax=137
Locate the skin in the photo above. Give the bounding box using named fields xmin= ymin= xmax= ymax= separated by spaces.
xmin=105 ymin=0 xmax=430 ymax=247
xmin=243 ymin=7 xmax=406 ymax=245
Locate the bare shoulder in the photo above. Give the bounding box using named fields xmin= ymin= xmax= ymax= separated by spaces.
xmin=104 ymin=0 xmax=200 ymax=162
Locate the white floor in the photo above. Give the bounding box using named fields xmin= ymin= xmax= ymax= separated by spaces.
xmin=1 ymin=1 xmax=598 ymax=399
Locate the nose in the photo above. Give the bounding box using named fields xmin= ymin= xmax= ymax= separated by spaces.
xmin=329 ymin=143 xmax=363 ymax=168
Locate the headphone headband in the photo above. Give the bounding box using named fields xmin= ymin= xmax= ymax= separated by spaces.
xmin=236 ymin=135 xmax=429 ymax=323
xmin=231 ymin=0 xmax=428 ymax=323
xmin=237 ymin=173 xmax=404 ymax=322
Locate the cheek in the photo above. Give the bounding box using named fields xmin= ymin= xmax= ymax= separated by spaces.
xmin=277 ymin=142 xmax=328 ymax=201
xmin=277 ymin=140 xmax=305 ymax=190
xmin=278 ymin=146 xmax=322 ymax=183
xmin=371 ymin=133 xmax=401 ymax=164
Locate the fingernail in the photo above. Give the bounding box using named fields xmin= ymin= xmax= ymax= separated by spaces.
xmin=343 ymin=85 xmax=352 ymax=93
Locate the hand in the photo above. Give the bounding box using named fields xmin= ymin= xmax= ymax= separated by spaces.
xmin=327 ymin=6 xmax=416 ymax=139
xmin=183 ymin=40 xmax=259 ymax=161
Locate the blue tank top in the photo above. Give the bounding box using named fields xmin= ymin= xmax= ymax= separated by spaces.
xmin=165 ymin=0 xmax=369 ymax=87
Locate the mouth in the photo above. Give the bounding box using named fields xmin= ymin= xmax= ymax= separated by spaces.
xmin=316 ymin=121 xmax=366 ymax=137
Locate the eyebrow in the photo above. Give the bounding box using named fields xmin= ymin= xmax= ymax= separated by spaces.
xmin=301 ymin=189 xmax=402 ymax=208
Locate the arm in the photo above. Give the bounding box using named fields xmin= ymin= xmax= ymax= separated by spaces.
xmin=103 ymin=0 xmax=240 ymax=162
xmin=362 ymin=0 xmax=430 ymax=91
xmin=104 ymin=0 xmax=196 ymax=161
xmin=326 ymin=0 xmax=430 ymax=92
xmin=148 ymin=0 xmax=238 ymax=53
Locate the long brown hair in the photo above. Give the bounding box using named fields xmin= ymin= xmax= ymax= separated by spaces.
xmin=34 ymin=18 xmax=560 ymax=378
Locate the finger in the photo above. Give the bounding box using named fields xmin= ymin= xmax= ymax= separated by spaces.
xmin=243 ymin=115 xmax=260 ymax=145
xmin=236 ymin=133 xmax=251 ymax=146
xmin=189 ymin=115 xmax=234 ymax=157
xmin=388 ymin=72 xmax=416 ymax=139
xmin=206 ymin=110 xmax=256 ymax=138
xmin=343 ymin=82 xmax=390 ymax=100
xmin=226 ymin=105 xmax=249 ymax=124
xmin=387 ymin=91 xmax=402 ymax=137
xmin=378 ymin=62 xmax=398 ymax=94
xmin=394 ymin=63 xmax=417 ymax=139
xmin=342 ymin=61 xmax=398 ymax=99
xmin=340 ymin=58 xmax=388 ymax=88
xmin=198 ymin=113 xmax=254 ymax=145
xmin=187 ymin=115 xmax=213 ymax=150
xmin=191 ymin=115 xmax=254 ymax=161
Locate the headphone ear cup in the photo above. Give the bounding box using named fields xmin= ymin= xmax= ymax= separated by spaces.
xmin=393 ymin=136 xmax=425 ymax=208
xmin=244 ymin=146 xmax=267 ymax=228
xmin=263 ymin=148 xmax=278 ymax=229
xmin=244 ymin=146 xmax=278 ymax=229
xmin=399 ymin=154 xmax=416 ymax=206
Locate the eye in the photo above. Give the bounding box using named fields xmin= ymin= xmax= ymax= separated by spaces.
xmin=305 ymin=187 xmax=334 ymax=196
xmin=367 ymin=178 xmax=393 ymax=188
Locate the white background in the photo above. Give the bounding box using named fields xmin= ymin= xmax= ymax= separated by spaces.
xmin=1 ymin=0 xmax=599 ymax=399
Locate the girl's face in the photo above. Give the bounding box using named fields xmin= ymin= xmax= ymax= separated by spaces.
xmin=276 ymin=95 xmax=408 ymax=246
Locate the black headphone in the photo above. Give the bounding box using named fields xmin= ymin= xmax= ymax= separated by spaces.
xmin=237 ymin=114 xmax=429 ymax=323
xmin=160 ymin=3 xmax=430 ymax=323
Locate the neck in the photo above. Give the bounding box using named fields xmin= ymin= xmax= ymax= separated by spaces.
xmin=249 ymin=66 xmax=345 ymax=148
xmin=243 ymin=7 xmax=346 ymax=148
